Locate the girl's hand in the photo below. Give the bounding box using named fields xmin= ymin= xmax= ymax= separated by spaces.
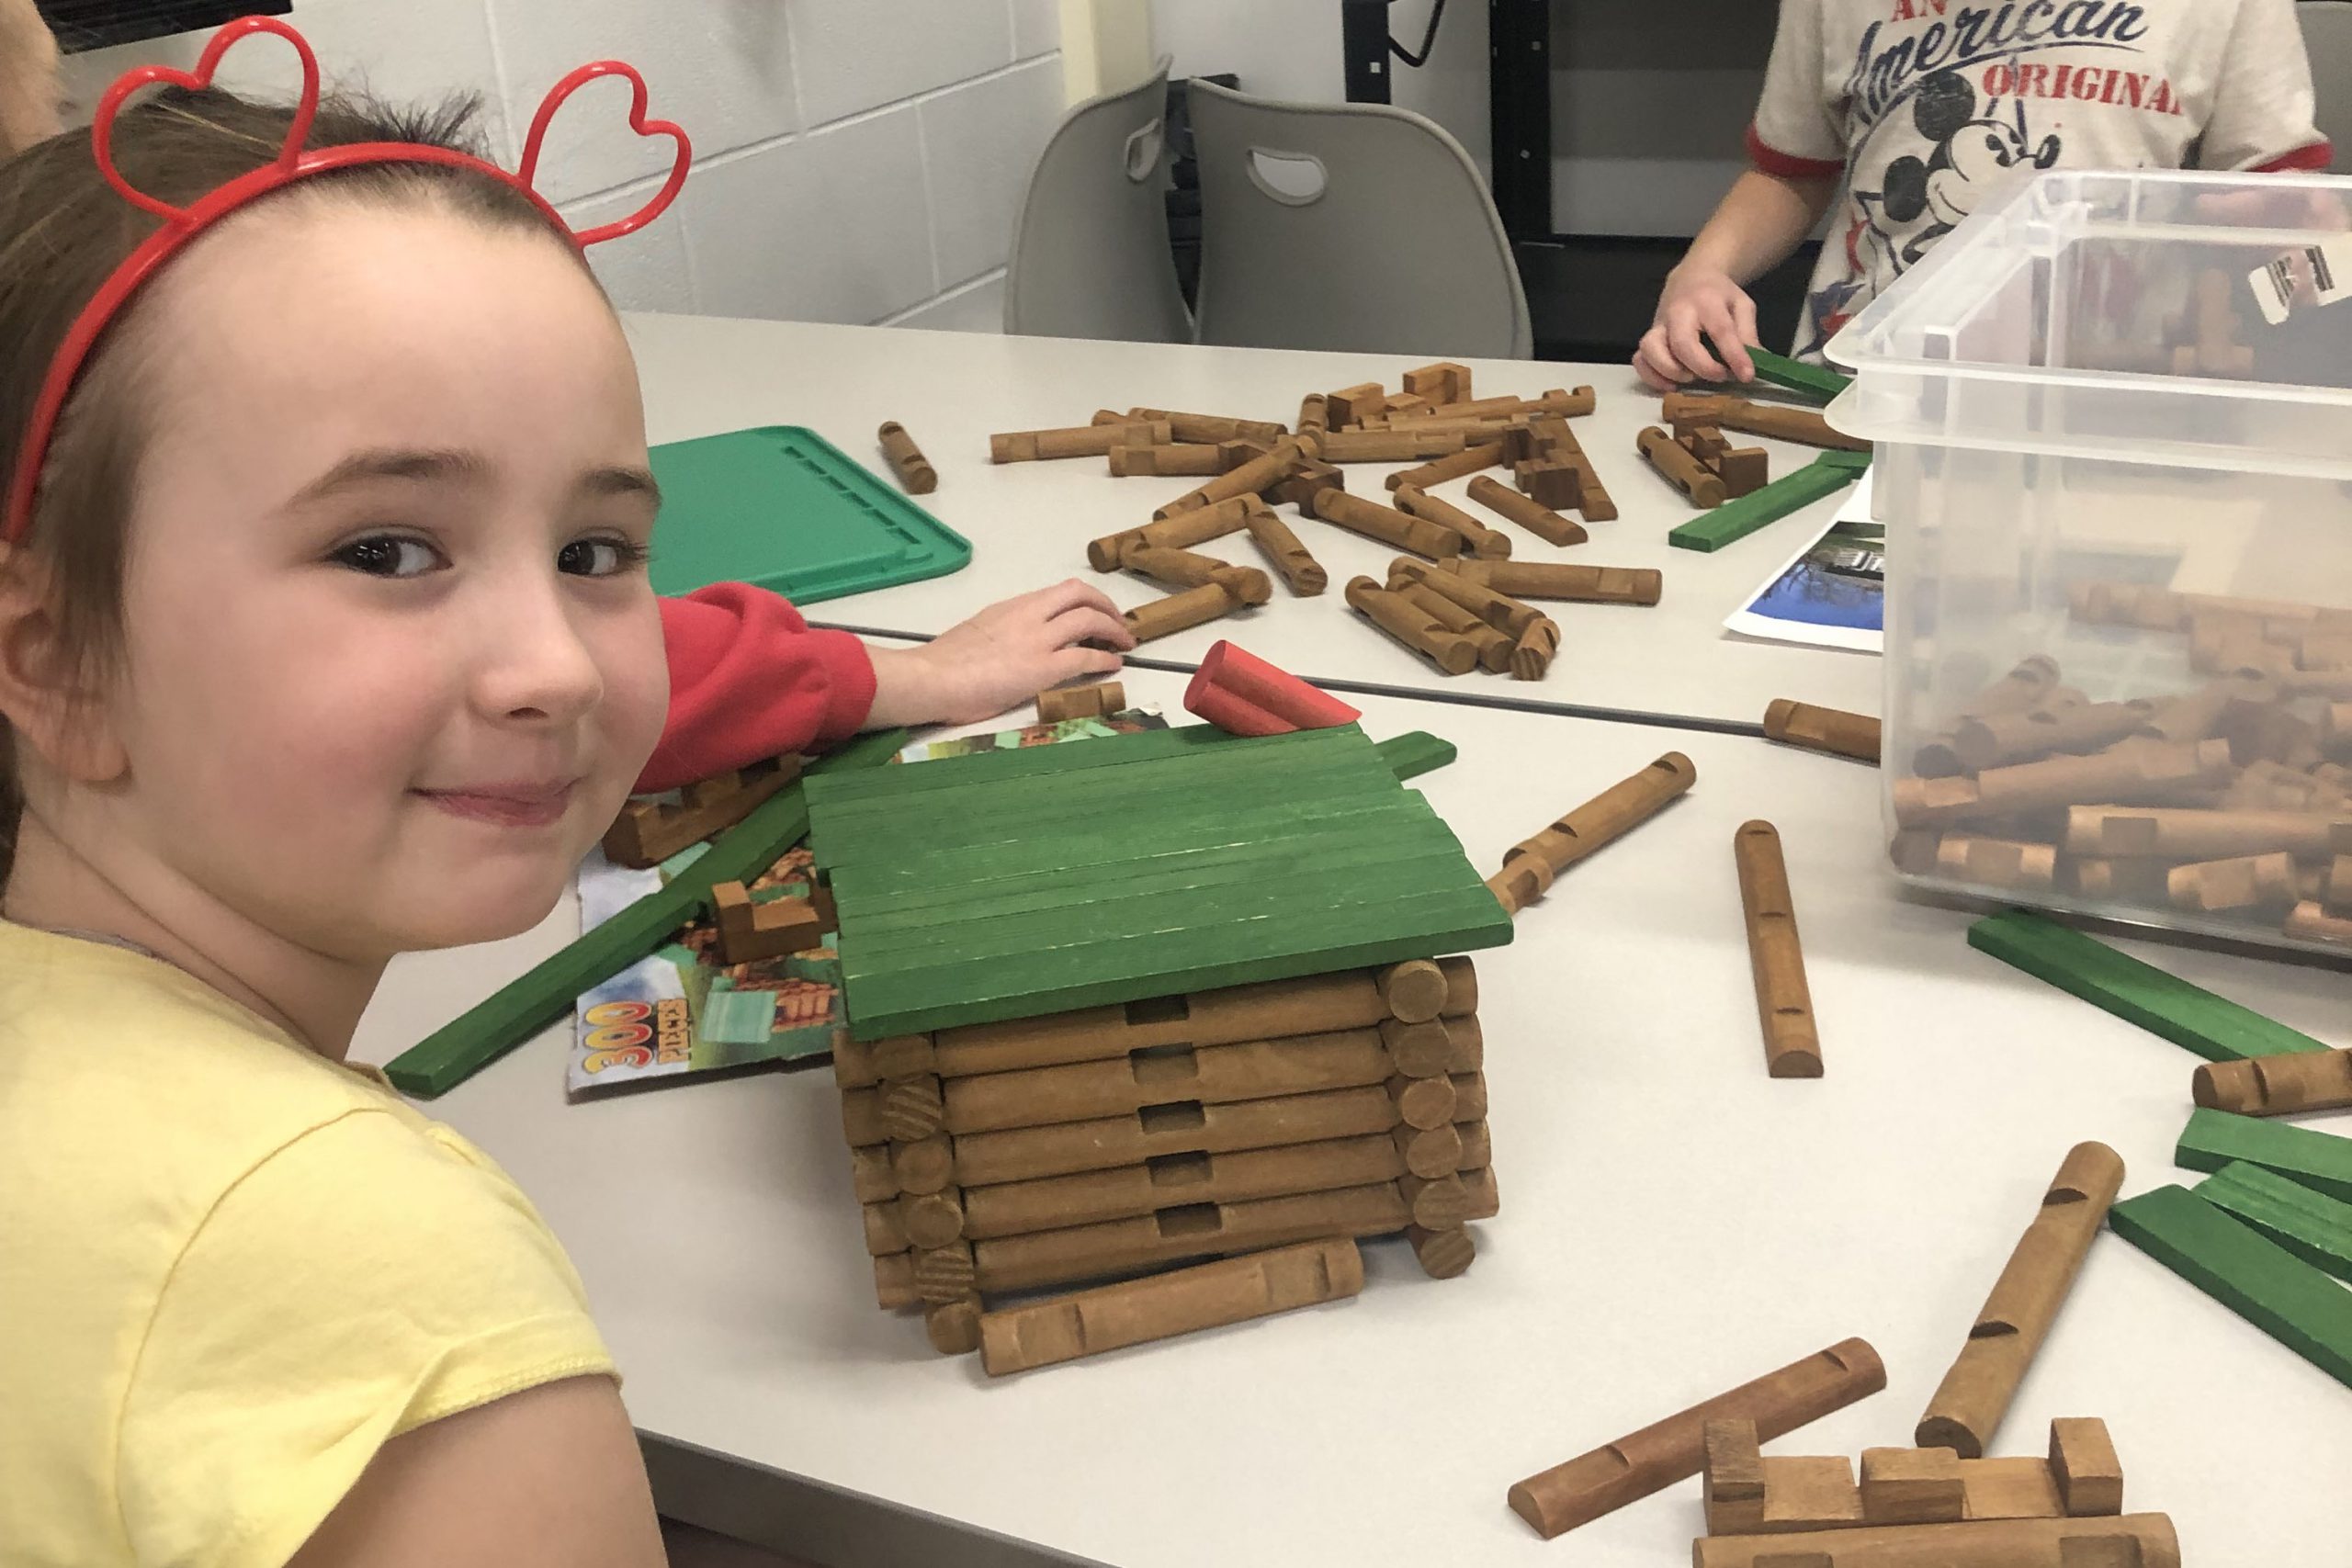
xmin=1635 ymin=265 xmax=1761 ymax=390
xmin=867 ymin=579 xmax=1135 ymax=728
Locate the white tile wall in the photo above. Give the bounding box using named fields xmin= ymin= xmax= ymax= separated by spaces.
xmin=1011 ymin=0 xmax=1063 ymax=62
xmin=682 ymin=111 xmax=935 ymax=324
xmin=485 ymin=0 xmax=798 ymax=206
xmin=785 ymin=0 xmax=1012 ymax=128
xmin=884 ymin=273 xmax=1007 ymax=333
xmin=57 ymin=0 xmax=1073 ymax=333
xmin=917 ymin=58 xmax=1061 ymax=290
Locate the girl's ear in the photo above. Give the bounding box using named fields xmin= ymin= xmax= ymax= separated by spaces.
xmin=0 ymin=544 xmax=129 ymax=784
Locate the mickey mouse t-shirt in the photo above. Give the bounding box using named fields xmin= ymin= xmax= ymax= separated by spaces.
xmin=1751 ymin=0 xmax=2330 ymax=356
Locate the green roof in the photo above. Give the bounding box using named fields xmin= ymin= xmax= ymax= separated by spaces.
xmin=806 ymin=723 xmax=1511 ymax=1039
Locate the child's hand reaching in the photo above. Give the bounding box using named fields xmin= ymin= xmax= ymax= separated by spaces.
xmin=867 ymin=579 xmax=1136 ymax=728
xmin=1635 ymin=265 xmax=1761 ymax=390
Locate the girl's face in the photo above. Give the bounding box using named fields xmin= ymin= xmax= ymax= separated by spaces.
xmin=103 ymin=197 xmax=668 ymax=958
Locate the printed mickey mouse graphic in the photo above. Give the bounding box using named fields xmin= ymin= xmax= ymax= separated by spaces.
xmin=1868 ymin=68 xmax=2062 ymax=270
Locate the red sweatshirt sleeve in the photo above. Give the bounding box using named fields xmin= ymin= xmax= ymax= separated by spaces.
xmin=639 ymin=583 xmax=878 ymax=793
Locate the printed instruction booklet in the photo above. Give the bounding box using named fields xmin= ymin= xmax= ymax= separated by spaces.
xmin=1724 ymin=472 xmax=1883 ymax=655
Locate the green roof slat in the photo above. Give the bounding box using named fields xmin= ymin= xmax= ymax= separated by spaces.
xmin=842 ymin=875 xmax=1503 ymax=1014
xmin=839 ymin=828 xmax=1429 ymax=939
xmin=808 ymin=724 xmax=1508 ymax=1037
xmin=844 ymin=888 xmax=1513 ymax=1037
xmin=827 ymin=796 xmax=1441 ymax=909
xmin=805 ymin=722 xmax=1355 ymax=808
xmin=841 ymin=839 xmax=1476 ymax=961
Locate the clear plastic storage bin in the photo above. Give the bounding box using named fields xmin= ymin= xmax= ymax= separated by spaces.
xmin=1826 ymin=169 xmax=2352 ymax=955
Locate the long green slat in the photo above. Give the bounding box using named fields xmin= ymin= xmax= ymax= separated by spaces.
xmin=1376 ymin=730 xmax=1456 ymax=781
xmin=808 ymin=729 xmax=1363 ymax=821
xmin=844 ymin=842 xmax=1482 ymax=970
xmin=1968 ymin=910 xmax=2327 ymax=1063
xmin=1667 ymin=454 xmax=1861 ymax=553
xmin=381 ymin=728 xmax=906 ymax=1099
xmin=2109 ymin=1184 xmax=2352 ymax=1388
xmin=810 ymin=748 xmax=1389 ymax=861
xmin=2196 ymin=1161 xmax=2352 ymax=1282
xmin=831 ymin=786 xmax=1429 ymax=905
xmin=1747 ymin=346 xmax=1850 ymax=402
xmin=805 ymin=723 xmax=1338 ymax=810
xmin=2177 ymin=1108 xmax=2352 ymax=1204
xmin=841 ymin=823 xmax=1454 ymax=940
xmin=847 ymin=890 xmax=1513 ymax=1036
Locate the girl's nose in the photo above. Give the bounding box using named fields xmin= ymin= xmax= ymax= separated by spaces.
xmin=471 ymin=576 xmax=605 ymax=728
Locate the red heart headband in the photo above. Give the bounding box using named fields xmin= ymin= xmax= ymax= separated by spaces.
xmin=2 ymin=15 xmax=692 ymax=544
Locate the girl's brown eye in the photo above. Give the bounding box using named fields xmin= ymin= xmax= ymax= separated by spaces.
xmin=334 ymin=536 xmax=439 ymax=579
xmin=559 ymin=537 xmax=650 ymax=578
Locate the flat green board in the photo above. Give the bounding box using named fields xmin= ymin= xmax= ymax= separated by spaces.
xmin=1747 ymin=346 xmax=1850 ymax=402
xmin=1693 ymin=338 xmax=1853 ymax=401
xmin=1376 ymin=729 xmax=1456 ymax=782
xmin=807 ymin=723 xmax=1513 ymax=1039
xmin=646 ymin=425 xmax=969 ymax=604
xmin=2196 ymin=1161 xmax=2352 ymax=1282
xmin=1967 ymin=910 xmax=2328 ymax=1063
xmin=2109 ymin=1184 xmax=2352 ymax=1388
xmin=2177 ymin=1107 xmax=2352 ymax=1205
xmin=382 ymin=728 xmax=906 ymax=1099
xmin=1668 ymin=453 xmax=1863 ymax=553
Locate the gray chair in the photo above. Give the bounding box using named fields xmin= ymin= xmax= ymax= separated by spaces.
xmin=1185 ymin=78 xmax=1532 ymax=358
xmin=2301 ymin=1 xmax=2352 ymax=172
xmin=1002 ymin=59 xmax=1192 ymax=343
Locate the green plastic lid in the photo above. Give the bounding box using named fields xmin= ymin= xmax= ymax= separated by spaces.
xmin=646 ymin=424 xmax=970 ymax=604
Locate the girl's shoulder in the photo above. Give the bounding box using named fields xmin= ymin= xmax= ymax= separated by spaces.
xmin=0 ymin=922 xmax=611 ymax=1568
xmin=0 ymin=919 xmax=423 ymax=1199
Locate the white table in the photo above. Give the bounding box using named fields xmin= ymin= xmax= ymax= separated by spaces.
xmin=354 ymin=663 xmax=2351 ymax=1568
xmin=624 ymin=316 xmax=1880 ymax=728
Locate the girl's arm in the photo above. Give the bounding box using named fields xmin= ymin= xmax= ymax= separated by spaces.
xmin=643 ymin=578 xmax=1131 ymax=793
xmin=288 ymin=1377 xmax=664 ymax=1568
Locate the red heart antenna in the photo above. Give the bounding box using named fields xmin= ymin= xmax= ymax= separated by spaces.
xmin=4 ymin=15 xmax=694 ymax=545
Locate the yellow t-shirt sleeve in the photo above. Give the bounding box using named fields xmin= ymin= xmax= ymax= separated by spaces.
xmin=115 ymin=1108 xmax=616 ymax=1568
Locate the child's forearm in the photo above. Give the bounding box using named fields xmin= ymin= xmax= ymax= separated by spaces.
xmin=864 ymin=645 xmax=955 ymax=730
xmin=1677 ymin=169 xmax=1840 ymax=287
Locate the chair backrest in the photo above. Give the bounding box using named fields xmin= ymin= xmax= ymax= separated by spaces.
xmin=1185 ymin=78 xmax=1531 ymax=358
xmin=1002 ymin=60 xmax=1192 ymax=343
xmin=2301 ymin=2 xmax=2352 ymax=172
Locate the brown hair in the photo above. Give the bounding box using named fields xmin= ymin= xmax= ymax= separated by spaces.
xmin=0 ymin=85 xmax=583 ymax=887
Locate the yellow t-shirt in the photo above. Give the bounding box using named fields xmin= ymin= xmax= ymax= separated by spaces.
xmin=0 ymin=919 xmax=616 ymax=1568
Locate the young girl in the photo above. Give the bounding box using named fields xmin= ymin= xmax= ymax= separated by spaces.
xmin=0 ymin=66 xmax=1125 ymax=1568
xmin=1636 ymin=0 xmax=2331 ymax=388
